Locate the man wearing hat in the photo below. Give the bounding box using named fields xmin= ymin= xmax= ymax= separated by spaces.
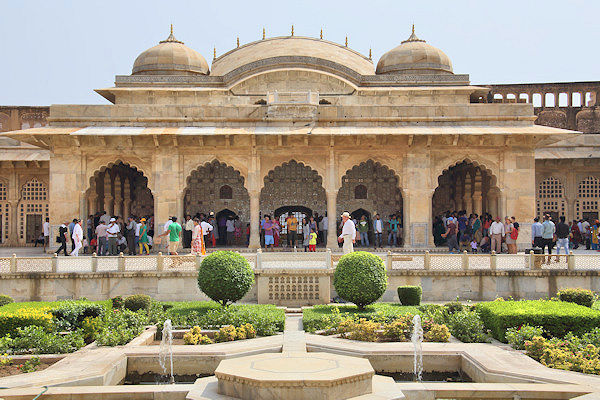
xmin=106 ymin=217 xmax=121 ymax=255
xmin=337 ymin=211 xmax=356 ymax=254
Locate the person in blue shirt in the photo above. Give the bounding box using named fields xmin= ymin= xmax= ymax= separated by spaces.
xmin=541 ymin=214 xmax=556 ymax=264
xmin=388 ymin=215 xmax=399 ymax=247
xmin=531 ymin=217 xmax=543 ymax=248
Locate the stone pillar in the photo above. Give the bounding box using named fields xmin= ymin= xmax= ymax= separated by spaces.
xmin=49 ymin=152 xmax=84 ymax=246
xmin=403 ymin=152 xmax=434 ymax=248
xmin=123 ymin=177 xmax=131 ymax=218
xmin=463 ymin=172 xmax=472 ymax=214
xmin=473 ymin=170 xmax=482 ymax=216
xmin=455 ymin=175 xmax=464 ymax=211
xmin=103 ymin=172 xmax=113 ymax=215
xmin=326 ymin=190 xmax=338 ymax=248
xmin=113 ymin=175 xmax=122 ymax=217
xmin=248 ymin=191 xmax=260 ymax=248
xmin=488 ymin=190 xmax=498 ymax=218
xmin=154 ymin=152 xmax=181 ymax=235
xmin=247 ymin=144 xmax=261 ymax=249
xmin=8 ymin=201 xmax=18 ymax=246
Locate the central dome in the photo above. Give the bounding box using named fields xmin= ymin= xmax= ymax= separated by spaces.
xmin=132 ymin=26 xmax=209 ymax=75
xmin=211 ymin=36 xmax=374 ymax=77
xmin=376 ymin=26 xmax=453 ymax=75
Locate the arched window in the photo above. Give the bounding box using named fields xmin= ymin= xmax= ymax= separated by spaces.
xmin=219 ymin=184 xmax=233 ymax=199
xmin=22 ymin=178 xmax=47 ymax=201
xmin=354 ymin=184 xmax=367 ymax=199
xmin=536 ymin=177 xmax=565 ymax=218
xmin=576 ymin=176 xmax=600 ymax=220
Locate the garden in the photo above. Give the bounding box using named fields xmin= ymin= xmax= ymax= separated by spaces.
xmin=304 ymin=251 xmax=600 ymax=375
xmin=0 ymin=250 xmax=599 ymax=378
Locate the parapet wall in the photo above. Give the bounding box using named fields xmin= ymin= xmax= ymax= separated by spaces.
xmin=0 ymin=263 xmax=598 ymax=303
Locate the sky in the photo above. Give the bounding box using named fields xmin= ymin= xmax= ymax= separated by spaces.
xmin=1 ymin=0 xmax=598 ymax=105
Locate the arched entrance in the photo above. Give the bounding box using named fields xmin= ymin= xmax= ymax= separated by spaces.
xmin=432 ymin=161 xmax=499 ymax=218
xmin=261 ymin=160 xmax=326 ymax=218
xmin=86 ymin=162 xmax=153 ymax=218
xmin=274 ymin=206 xmax=313 ymax=236
xmin=19 ymin=178 xmax=49 ymax=244
xmin=261 ymin=160 xmax=326 ymax=247
xmin=184 ymin=161 xmax=249 ymax=227
xmin=337 ymin=160 xmax=403 ymax=243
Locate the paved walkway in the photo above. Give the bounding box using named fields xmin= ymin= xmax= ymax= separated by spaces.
xmin=283 ymin=313 xmax=306 ymax=353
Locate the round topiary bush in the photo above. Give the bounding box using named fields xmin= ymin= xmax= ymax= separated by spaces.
xmin=123 ymin=294 xmax=152 ymax=312
xmin=333 ymin=251 xmax=387 ymax=309
xmin=0 ymin=294 xmax=14 ymax=307
xmin=397 ymin=285 xmax=422 ymax=306
xmin=197 ymin=251 xmax=254 ymax=306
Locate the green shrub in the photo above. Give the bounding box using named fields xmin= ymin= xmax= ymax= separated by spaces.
xmin=302 ymin=304 xmax=420 ymax=333
xmin=111 ymin=296 xmax=124 ymax=309
xmin=524 ymin=336 xmax=600 ymax=375
xmin=397 ymin=286 xmax=422 ymax=306
xmin=18 ymin=356 xmax=41 ymax=373
xmin=123 ymin=294 xmax=153 ymax=312
xmin=0 ymin=326 xmax=84 ymax=355
xmin=505 ymin=324 xmax=544 ymax=350
xmin=197 ymin=251 xmax=254 ymax=307
xmin=165 ymin=302 xmax=284 ymax=336
xmin=333 ymin=252 xmax=387 ymax=309
xmin=447 ymin=310 xmax=488 ymax=343
xmin=95 ymin=309 xmax=148 ymax=346
xmin=0 ymin=308 xmax=53 ymax=337
xmin=344 ymin=318 xmax=379 ymax=342
xmin=183 ymin=326 xmax=213 ymax=345
xmin=476 ymin=300 xmax=600 ymax=342
xmin=557 ymin=288 xmax=596 ymax=308
xmin=424 ymin=323 xmax=451 ymax=342
xmin=0 ymin=295 xmax=14 ymax=307
xmin=52 ymin=302 xmax=105 ymax=330
xmin=382 ymin=314 xmax=413 ymax=341
xmin=444 ymin=301 xmax=465 ymax=315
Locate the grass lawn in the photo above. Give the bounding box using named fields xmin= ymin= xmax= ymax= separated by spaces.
xmin=303 ymin=303 xmax=421 ymax=332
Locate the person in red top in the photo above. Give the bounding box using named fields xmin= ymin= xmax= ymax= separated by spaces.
xmin=441 ymin=217 xmax=460 ymax=253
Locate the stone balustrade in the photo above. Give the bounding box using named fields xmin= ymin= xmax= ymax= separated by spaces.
xmin=0 ymin=250 xmax=598 ymax=304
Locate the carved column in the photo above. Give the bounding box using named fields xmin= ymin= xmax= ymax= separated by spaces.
xmin=8 ymin=201 xmax=18 ymax=246
xmin=463 ymin=171 xmax=472 ymax=214
xmin=103 ymin=172 xmax=113 ymax=215
xmin=473 ymin=170 xmax=482 ymax=216
xmin=114 ymin=175 xmax=122 ymax=217
xmin=455 ymin=174 xmax=464 ymax=211
xmin=488 ymin=190 xmax=498 ymax=218
xmin=326 ymin=190 xmax=338 ymax=248
xmin=87 ymin=178 xmax=97 ymax=215
xmin=123 ymin=177 xmax=131 ymax=218
xmin=248 ymin=143 xmax=261 ymax=249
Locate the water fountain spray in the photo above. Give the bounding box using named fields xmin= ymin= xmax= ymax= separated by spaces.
xmin=411 ymin=314 xmax=424 ymax=382
xmin=159 ymin=319 xmax=175 ymax=384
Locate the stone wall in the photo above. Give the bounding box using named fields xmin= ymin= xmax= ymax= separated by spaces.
xmin=1 ymin=268 xmax=597 ymax=303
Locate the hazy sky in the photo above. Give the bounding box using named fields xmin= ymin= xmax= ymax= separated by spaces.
xmin=1 ymin=0 xmax=598 ymax=105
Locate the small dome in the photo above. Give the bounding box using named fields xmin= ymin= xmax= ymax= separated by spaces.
xmin=132 ymin=26 xmax=209 ymax=75
xmin=376 ymin=26 xmax=452 ymax=75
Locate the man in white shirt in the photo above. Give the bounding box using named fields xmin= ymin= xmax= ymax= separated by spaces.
xmin=373 ymin=213 xmax=383 ymax=248
xmin=42 ymin=217 xmax=50 ymax=252
xmin=107 ymin=217 xmax=121 ymax=255
xmin=201 ymin=219 xmax=213 ymax=241
xmin=338 ymin=212 xmax=356 ymax=254
xmin=183 ymin=215 xmax=194 ymax=248
xmin=226 ymin=218 xmax=235 ymax=245
xmin=489 ymin=216 xmax=505 ymax=253
xmin=99 ymin=211 xmax=111 ymax=226
xmin=71 ymin=219 xmax=83 ymax=256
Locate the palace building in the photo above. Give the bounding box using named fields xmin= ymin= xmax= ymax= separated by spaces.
xmin=1 ymin=26 xmax=598 ymax=249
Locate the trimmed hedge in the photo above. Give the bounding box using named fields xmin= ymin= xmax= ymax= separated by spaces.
xmin=124 ymin=294 xmax=152 ymax=312
xmin=333 ymin=252 xmax=387 ymax=309
xmin=476 ymin=300 xmax=600 ymax=341
xmin=0 ymin=294 xmax=14 ymax=307
xmin=557 ymin=288 xmax=596 ymax=308
xmin=397 ymin=286 xmax=422 ymax=306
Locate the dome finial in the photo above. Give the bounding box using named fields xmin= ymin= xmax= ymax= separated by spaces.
xmin=369 ymin=47 xmax=372 ymax=60
xmin=291 ymin=25 xmax=294 ymax=36
xmin=402 ymin=24 xmax=425 ymax=44
xmin=345 ymin=36 xmax=348 ymax=47
xmin=262 ymin=27 xmax=266 ymax=40
xmin=213 ymin=46 xmax=216 ymax=60
xmin=160 ymin=24 xmax=183 ymax=44
xmin=237 ymin=37 xmax=240 ymax=47
xmin=320 ymin=28 xmax=323 ymax=40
